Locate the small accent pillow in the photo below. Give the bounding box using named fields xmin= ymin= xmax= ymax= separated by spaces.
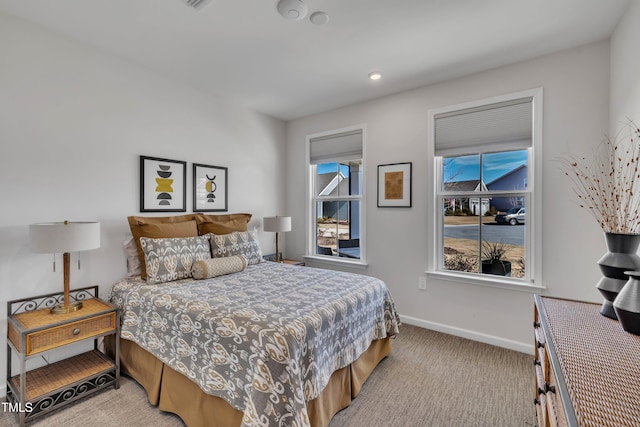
xmin=191 ymin=255 xmax=247 ymax=279
xmin=209 ymin=230 xmax=264 ymax=265
xmin=140 ymin=235 xmax=211 ymax=284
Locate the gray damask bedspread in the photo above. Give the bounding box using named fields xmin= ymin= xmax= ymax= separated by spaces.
xmin=109 ymin=262 xmax=400 ymax=427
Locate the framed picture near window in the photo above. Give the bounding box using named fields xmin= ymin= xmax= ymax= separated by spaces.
xmin=140 ymin=156 xmax=186 ymax=212
xmin=377 ymin=162 xmax=412 ymax=207
xmin=193 ymin=163 xmax=228 ymax=212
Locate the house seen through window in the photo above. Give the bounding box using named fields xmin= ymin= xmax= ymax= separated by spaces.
xmin=433 ymin=92 xmax=539 ymax=282
xmin=308 ymin=129 xmax=363 ymax=261
xmin=442 ymin=150 xmax=528 ymax=278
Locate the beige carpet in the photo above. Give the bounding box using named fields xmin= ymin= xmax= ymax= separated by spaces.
xmin=1 ymin=324 xmax=535 ymax=427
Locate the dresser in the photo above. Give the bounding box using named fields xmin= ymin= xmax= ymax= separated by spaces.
xmin=533 ymin=295 xmax=640 ymax=427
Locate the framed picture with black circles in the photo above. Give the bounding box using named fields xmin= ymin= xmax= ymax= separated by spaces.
xmin=193 ymin=163 xmax=228 ymax=212
xmin=139 ymin=155 xmax=186 ymax=212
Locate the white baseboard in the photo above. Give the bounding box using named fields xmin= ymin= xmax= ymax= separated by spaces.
xmin=400 ymin=315 xmax=533 ymax=355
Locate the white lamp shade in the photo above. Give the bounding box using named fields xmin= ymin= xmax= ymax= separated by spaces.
xmin=29 ymin=222 xmax=101 ymax=253
xmin=263 ymin=216 xmax=291 ymax=233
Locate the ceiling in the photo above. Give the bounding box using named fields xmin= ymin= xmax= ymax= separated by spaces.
xmin=0 ymin=0 xmax=630 ymax=121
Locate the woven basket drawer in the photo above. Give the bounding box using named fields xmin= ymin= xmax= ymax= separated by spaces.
xmin=25 ymin=312 xmax=116 ymax=356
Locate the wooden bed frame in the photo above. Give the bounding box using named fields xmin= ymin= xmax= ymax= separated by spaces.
xmin=108 ymin=336 xmax=391 ymax=427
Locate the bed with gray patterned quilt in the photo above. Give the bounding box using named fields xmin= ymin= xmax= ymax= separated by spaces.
xmin=109 ymin=261 xmax=400 ymax=427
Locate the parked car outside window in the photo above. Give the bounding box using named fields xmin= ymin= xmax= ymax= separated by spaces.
xmin=495 ymin=207 xmax=525 ymax=225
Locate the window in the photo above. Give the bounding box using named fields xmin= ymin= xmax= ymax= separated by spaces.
xmin=429 ymin=90 xmax=542 ymax=287
xmin=308 ymin=128 xmax=364 ymax=262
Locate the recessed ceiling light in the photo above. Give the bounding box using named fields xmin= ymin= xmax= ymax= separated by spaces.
xmin=309 ymin=11 xmax=330 ymax=25
xmin=368 ymin=72 xmax=382 ymax=81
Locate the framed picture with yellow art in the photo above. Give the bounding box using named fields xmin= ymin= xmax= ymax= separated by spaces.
xmin=377 ymin=162 xmax=412 ymax=207
xmin=139 ymin=156 xmax=186 ymax=212
xmin=193 ymin=163 xmax=228 ymax=212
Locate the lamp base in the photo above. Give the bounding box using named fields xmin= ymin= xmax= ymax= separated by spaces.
xmin=51 ymin=301 xmax=83 ymax=314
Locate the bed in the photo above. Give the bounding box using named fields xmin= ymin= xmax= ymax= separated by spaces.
xmin=108 ymin=213 xmax=400 ymax=427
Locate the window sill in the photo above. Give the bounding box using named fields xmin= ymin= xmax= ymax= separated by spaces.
xmin=426 ymin=270 xmax=544 ymax=293
xmin=304 ymin=255 xmax=369 ymax=270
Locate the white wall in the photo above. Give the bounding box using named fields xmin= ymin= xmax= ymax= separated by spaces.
xmin=3 ymin=2 xmax=635 ymax=400
xmin=0 ymin=12 xmax=285 ymax=397
xmin=285 ymin=40 xmax=612 ymax=352
xmin=610 ymin=0 xmax=640 ymax=129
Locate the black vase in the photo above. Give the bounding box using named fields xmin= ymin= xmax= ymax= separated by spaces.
xmin=614 ymin=271 xmax=640 ymax=335
xmin=596 ymin=232 xmax=640 ymax=319
xmin=481 ymin=260 xmax=511 ymax=276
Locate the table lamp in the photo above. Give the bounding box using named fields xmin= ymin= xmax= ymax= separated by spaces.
xmin=263 ymin=216 xmax=291 ymax=263
xmin=29 ymin=221 xmax=101 ymax=314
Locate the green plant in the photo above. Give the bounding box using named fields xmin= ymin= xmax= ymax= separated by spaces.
xmin=481 ymin=240 xmax=508 ymax=264
xmin=481 ymin=240 xmax=512 ymax=276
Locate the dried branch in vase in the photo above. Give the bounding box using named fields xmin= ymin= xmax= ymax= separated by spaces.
xmin=558 ymin=119 xmax=640 ymax=234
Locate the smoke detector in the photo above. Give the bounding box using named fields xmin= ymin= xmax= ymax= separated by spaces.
xmin=277 ymin=0 xmax=308 ymax=21
xmin=181 ymin=0 xmax=214 ymax=11
xmin=309 ymin=11 xmax=329 ymax=25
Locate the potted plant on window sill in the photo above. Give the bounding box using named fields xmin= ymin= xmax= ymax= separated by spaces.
xmin=481 ymin=240 xmax=512 ymax=276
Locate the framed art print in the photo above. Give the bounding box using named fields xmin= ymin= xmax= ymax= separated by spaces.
xmin=139 ymin=156 xmax=186 ymax=212
xmin=377 ymin=162 xmax=412 ymax=207
xmin=193 ymin=163 xmax=228 ymax=212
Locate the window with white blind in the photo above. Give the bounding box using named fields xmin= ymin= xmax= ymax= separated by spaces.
xmin=429 ymin=89 xmax=542 ymax=288
xmin=307 ymin=127 xmax=365 ymax=263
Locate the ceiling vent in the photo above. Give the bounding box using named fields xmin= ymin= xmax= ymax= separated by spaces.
xmin=181 ymin=0 xmax=214 ymax=11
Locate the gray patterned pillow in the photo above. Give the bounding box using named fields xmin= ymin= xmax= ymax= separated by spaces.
xmin=209 ymin=230 xmax=264 ymax=265
xmin=191 ymin=255 xmax=247 ymax=279
xmin=140 ymin=235 xmax=211 ymax=284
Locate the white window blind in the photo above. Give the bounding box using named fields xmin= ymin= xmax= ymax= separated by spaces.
xmin=434 ymin=97 xmax=532 ymax=157
xmin=310 ymin=130 xmax=363 ymax=164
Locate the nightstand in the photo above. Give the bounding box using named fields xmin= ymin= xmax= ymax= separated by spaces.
xmin=6 ymin=286 xmax=120 ymax=426
xmin=283 ymin=259 xmax=305 ymax=266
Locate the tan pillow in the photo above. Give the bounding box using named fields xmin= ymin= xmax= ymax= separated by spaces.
xmin=195 ymin=213 xmax=252 ymax=235
xmin=127 ymin=215 xmax=199 ymax=280
xmin=191 ymin=255 xmax=247 ymax=280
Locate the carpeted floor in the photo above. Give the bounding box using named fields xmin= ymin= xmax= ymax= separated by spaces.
xmin=330 ymin=325 xmax=536 ymax=427
xmin=1 ymin=324 xmax=536 ymax=427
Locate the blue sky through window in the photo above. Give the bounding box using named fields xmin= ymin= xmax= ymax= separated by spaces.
xmin=318 ymin=162 xmax=350 ymax=177
xmin=443 ymin=150 xmax=527 ymax=184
